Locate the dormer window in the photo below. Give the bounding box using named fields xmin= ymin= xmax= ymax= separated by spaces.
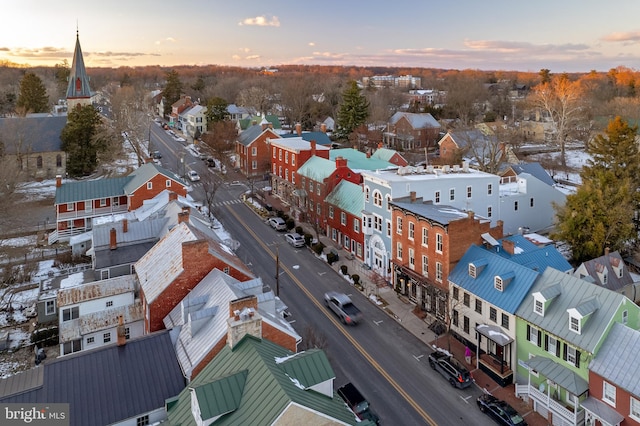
xmin=495 ymin=276 xmax=504 ymax=291
xmin=469 ymin=258 xmax=488 ymax=278
xmin=469 ymin=264 xmax=477 ymax=278
xmin=569 ymin=315 xmax=580 ymax=333
xmin=494 ymin=271 xmax=514 ymax=291
xmin=534 ymin=299 xmax=544 ymax=316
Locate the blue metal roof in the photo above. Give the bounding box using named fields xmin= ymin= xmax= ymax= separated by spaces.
xmin=282 ymin=131 xmax=331 ymax=146
xmin=489 ymin=235 xmax=573 ymax=273
xmin=449 ymin=245 xmax=540 ymax=313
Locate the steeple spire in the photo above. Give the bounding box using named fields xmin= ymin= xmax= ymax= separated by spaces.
xmin=66 ymin=30 xmax=92 ymax=109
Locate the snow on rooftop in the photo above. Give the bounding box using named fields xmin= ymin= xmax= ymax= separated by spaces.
xmin=60 ymin=272 xmax=86 ymax=289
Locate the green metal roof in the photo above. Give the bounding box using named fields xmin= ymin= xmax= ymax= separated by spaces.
xmin=297 ymin=156 xmax=335 ymax=182
xmin=167 ymin=335 xmax=365 ymax=425
xmin=330 ymin=148 xmax=396 ymax=170
xmin=192 ymin=370 xmax=248 ymax=421
xmin=325 ymin=181 xmax=364 ymax=217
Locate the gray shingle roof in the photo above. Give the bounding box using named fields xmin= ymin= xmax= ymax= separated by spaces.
xmin=589 ymin=322 xmax=640 ymax=396
xmin=0 ymin=116 xmax=67 ymax=154
xmin=509 ymin=162 xmax=556 ymax=186
xmin=391 ymin=201 xmax=470 ymax=225
xmin=237 ymin=124 xmax=278 ymax=147
xmin=388 ymin=112 xmax=440 ymax=129
xmin=574 ymin=251 xmax=634 ymax=292
xmin=0 ymin=331 xmax=185 ymax=426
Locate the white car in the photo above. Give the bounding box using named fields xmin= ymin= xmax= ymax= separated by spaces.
xmin=187 ymin=170 xmax=200 ymax=182
xmin=268 ymin=217 xmax=286 ymax=231
xmin=285 ymin=233 xmax=305 ymax=248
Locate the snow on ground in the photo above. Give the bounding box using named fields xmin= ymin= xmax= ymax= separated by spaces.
xmin=16 ymin=179 xmax=58 ymax=201
xmin=0 ymin=235 xmax=37 ymax=247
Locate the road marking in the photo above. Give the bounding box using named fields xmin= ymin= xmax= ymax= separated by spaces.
xmin=374 ymin=320 xmax=383 ymax=326
xmin=413 ymin=354 xmax=424 ymax=362
xmin=318 ymin=272 xmax=326 ymax=276
xmin=461 ymin=395 xmax=472 ymax=404
xmin=292 ymin=265 xmax=300 ymax=269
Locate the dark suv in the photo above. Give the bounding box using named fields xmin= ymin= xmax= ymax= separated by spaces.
xmin=428 ymin=350 xmax=473 ymax=389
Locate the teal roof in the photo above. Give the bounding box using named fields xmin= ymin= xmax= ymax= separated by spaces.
xmin=330 ymin=148 xmax=396 ymax=171
xmin=326 ymin=181 xmax=364 ymax=217
xmin=371 ymin=147 xmax=400 ymax=162
xmin=192 ymin=370 xmax=248 ymax=421
xmin=297 ymin=156 xmax=336 ymax=182
xmin=167 ymin=335 xmax=364 ymax=426
xmin=238 ymin=115 xmax=281 ymax=131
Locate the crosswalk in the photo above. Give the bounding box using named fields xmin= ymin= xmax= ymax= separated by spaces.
xmin=212 ymin=199 xmax=242 ymax=208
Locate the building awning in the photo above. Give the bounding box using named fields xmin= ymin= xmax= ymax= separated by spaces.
xmin=476 ymin=323 xmax=513 ymax=346
xmin=580 ymin=397 xmax=624 ymax=426
xmin=481 ymin=232 xmax=500 ymax=246
xmin=525 ymin=356 xmax=589 ymax=396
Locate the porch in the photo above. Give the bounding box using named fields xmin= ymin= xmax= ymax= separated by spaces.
xmin=515 ymin=383 xmax=585 ymax=426
xmin=57 ymin=204 xmax=128 ymax=220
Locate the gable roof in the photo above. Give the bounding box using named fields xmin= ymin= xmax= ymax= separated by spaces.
xmin=0 ymin=331 xmax=184 ymax=426
xmin=238 ymin=115 xmax=281 ymax=132
xmin=488 ymin=235 xmax=573 ymax=273
xmin=388 ymin=112 xmax=439 ymax=129
xmin=440 ymin=129 xmax=492 ymax=150
xmin=449 ymin=245 xmax=540 ymax=313
xmin=296 ymin=155 xmax=336 ymax=182
xmin=575 ymin=251 xmax=633 ymax=292
xmin=589 ymin=322 xmax=640 ymax=396
xmin=516 ymin=267 xmax=630 ymax=353
xmin=0 ymin=116 xmax=67 ymax=154
xmin=325 ymin=180 xmax=364 ymax=217
xmin=329 ymin=148 xmax=397 ymax=171
xmin=507 ymin=162 xmax=556 ymax=186
xmin=123 ymin=162 xmax=185 ymax=194
xmin=237 ymin=124 xmax=280 ymax=147
xmin=282 ymin=131 xmax=331 ymax=146
xmin=167 ymin=336 xmax=364 ymax=426
xmin=371 ymin=147 xmax=405 ymax=163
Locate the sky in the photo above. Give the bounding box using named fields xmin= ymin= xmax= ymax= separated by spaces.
xmin=3 ymin=1 xmax=640 ymax=73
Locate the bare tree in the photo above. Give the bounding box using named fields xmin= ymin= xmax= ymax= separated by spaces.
xmin=298 ymin=325 xmax=328 ymax=351
xmin=200 ymin=172 xmax=221 ymax=220
xmin=200 ymin=120 xmax=237 ymax=166
xmin=110 ymin=85 xmax=153 ymax=165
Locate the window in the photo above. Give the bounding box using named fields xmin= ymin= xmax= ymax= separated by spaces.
xmin=475 ymin=299 xmax=482 ymax=314
xmin=103 ymin=332 xmax=111 ymax=343
xmin=37 ymin=156 xmax=43 ymax=169
xmin=329 ymin=206 xmax=334 ymax=219
xmin=408 ymin=222 xmax=414 ymax=240
xmin=285 ymin=169 xmax=289 ymax=180
xmin=125 ymin=327 xmax=131 ymax=340
xmin=487 ymin=206 xmax=492 ymax=218
xmin=278 ymin=148 xmax=282 ymax=160
xmin=501 ymin=313 xmax=509 ymax=329
xmin=106 ymin=300 xmax=113 ymax=308
xmin=534 ymin=299 xmax=544 ymax=315
xmin=340 ymin=212 xmax=346 ymax=226
xmin=487 ymin=184 xmax=493 ymax=195
xmin=252 ymin=160 xmax=258 ymax=170
xmin=317 ymin=184 xmax=320 ymax=195
xmin=373 ymin=191 xmax=382 ymax=207
xmin=530 ymin=197 xmax=534 ymax=207
xmin=436 ymin=234 xmax=443 ymax=253
xmin=365 ymin=186 xmax=370 ymax=201
xmin=166 ymin=179 xmax=171 ymax=187
xmin=87 ymin=337 xmax=94 ymax=344
xmin=285 ymin=151 xmax=289 ymax=163
xmin=466 ymin=186 xmax=472 ymax=198
xmin=100 ymin=198 xmax=107 ymax=207
xmin=422 ymin=227 xmax=428 ymax=246
xmin=146 ymin=182 xmax=152 ymax=190
xmin=546 ymin=336 xmax=557 ymax=356
xmin=291 ymin=154 xmax=295 ymax=166
xmin=62 ymin=306 xmax=79 ymax=322
xmin=66 ymin=202 xmax=74 ymax=211
xmin=435 ymin=191 xmax=440 ymax=203
xmin=224 ymin=266 xmax=230 ymax=274
xmin=623 ymin=310 xmax=628 ymax=324
xmin=514 ymin=201 xmax=519 ymax=211
xmin=354 ymin=218 xmax=360 ymax=233
xmin=409 ymin=248 xmax=415 ymax=269
xmin=386 ymin=220 xmax=391 ymax=237
xmin=396 ymin=242 xmax=403 ymax=260
xmin=566 ymin=345 xmax=578 ymax=366
xmin=436 ymin=262 xmax=443 ymax=282
xmin=569 ymin=315 xmax=580 ymax=333
xmin=463 ymin=316 xmax=470 ymax=334
xmin=112 ymin=197 xmax=120 ymax=207
xmin=449 ymin=188 xmax=455 ymax=201
xmin=56 ymin=154 xmax=62 ymax=167
xmin=292 ymin=173 xmax=295 ymax=184
xmin=489 ymin=307 xmax=497 ymax=322
xmin=463 ymin=293 xmax=470 ymax=307
xmin=45 ymin=300 xmax=56 ymax=315
xmin=396 ymin=217 xmax=403 ymax=234
xmin=309 ymin=181 xmax=314 ymax=192
xmin=63 ymin=339 xmax=81 ymax=355
xmin=495 ymin=276 xmax=504 ymax=291
xmin=422 ymin=256 xmax=428 ymax=277
xmin=529 ymin=326 xmax=539 ymax=345
xmin=452 ymin=310 xmax=459 ymax=327
xmin=316 ymin=203 xmax=321 ymax=214
xmin=374 ymin=216 xmax=382 ymax=231
xmin=630 ymin=396 xmax=640 ymax=421
xmin=136 ymin=415 xmax=150 ymax=426
xmin=386 ymin=195 xmax=392 ymax=211
xmin=252 ymin=146 xmax=257 ymax=156
xmin=273 ymin=147 xmax=276 ymax=158
xmin=603 ymin=381 xmax=616 ymax=406
xmin=452 ymin=286 xmax=459 ymax=300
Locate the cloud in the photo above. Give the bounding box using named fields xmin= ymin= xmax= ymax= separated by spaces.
xmin=245 ymin=55 xmax=261 ymax=60
xmin=462 ymin=40 xmax=589 ymax=53
xmin=238 ymin=15 xmax=280 ymax=27
xmin=308 ymin=42 xmax=315 ymax=47
xmin=601 ymin=31 xmax=640 ymax=43
xmin=91 ymin=51 xmax=160 ymax=58
xmin=155 ymin=37 xmax=177 ymax=46
xmin=6 ymin=47 xmax=70 ymax=59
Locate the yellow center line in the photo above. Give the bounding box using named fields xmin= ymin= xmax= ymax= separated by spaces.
xmin=227 ymin=205 xmax=437 ymax=425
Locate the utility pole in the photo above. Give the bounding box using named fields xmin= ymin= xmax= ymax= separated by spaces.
xmin=275 ymin=245 xmax=280 ymax=297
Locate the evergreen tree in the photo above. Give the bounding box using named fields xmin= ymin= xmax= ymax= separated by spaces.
xmin=553 ymin=116 xmax=640 ymax=262
xmin=162 ymin=70 xmax=183 ymax=117
xmin=54 ymin=60 xmax=70 ymax=99
xmin=335 ymin=81 xmax=369 ymax=141
xmin=16 ymin=72 xmax=49 ymax=113
xmin=205 ymin=97 xmax=229 ymax=123
xmin=61 ymin=104 xmax=103 ymax=176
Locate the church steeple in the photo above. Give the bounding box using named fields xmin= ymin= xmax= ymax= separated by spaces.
xmin=66 ymin=30 xmax=92 ymax=109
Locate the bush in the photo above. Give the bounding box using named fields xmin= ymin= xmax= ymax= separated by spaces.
xmin=327 ymin=252 xmax=338 ymax=265
xmin=295 ymin=226 xmax=303 ymax=235
xmin=340 ymin=265 xmax=348 ymax=275
xmin=312 ymin=242 xmax=325 ymax=255
xmin=286 ymin=218 xmax=295 ymax=230
xmin=31 ymin=326 xmax=59 ymax=347
xmin=352 ymin=274 xmax=360 ymax=285
xmin=304 ymin=233 xmax=313 ymax=246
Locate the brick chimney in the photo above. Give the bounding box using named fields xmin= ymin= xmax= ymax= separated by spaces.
xmin=117 ymin=315 xmax=127 ymax=346
xmin=296 ymin=123 xmax=302 ymax=136
xmin=227 ymin=295 xmax=262 ymax=349
xmin=178 ymin=206 xmax=190 ymax=224
xmin=311 ymin=140 xmax=316 ymax=156
xmin=55 ymin=175 xmax=62 ymax=188
xmin=335 ymin=156 xmax=347 ymax=168
xmin=321 ymin=123 xmax=327 ymax=133
xmin=467 ymin=211 xmax=474 ymax=219
xmin=122 ymin=219 xmax=128 ymax=233
xmin=110 ymin=228 xmax=117 ymax=250
xmin=169 ymin=191 xmax=178 ymax=202
xmin=410 ymin=191 xmax=416 ymax=202
xmin=502 ymin=239 xmax=515 ymax=255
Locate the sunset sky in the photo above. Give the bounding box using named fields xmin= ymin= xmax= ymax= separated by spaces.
xmin=3 ymin=0 xmax=640 ymax=72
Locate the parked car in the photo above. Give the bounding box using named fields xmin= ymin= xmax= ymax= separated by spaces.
xmin=268 ymin=217 xmax=286 ymax=231
xmin=324 ymin=291 xmax=363 ymax=325
xmin=337 ymin=382 xmax=380 ymax=424
xmin=285 ymin=233 xmax=305 ymax=248
xmin=428 ymin=349 xmax=473 ymax=389
xmin=477 ymin=394 xmax=527 ymax=426
xmin=24 ymin=305 xmax=37 ymax=318
xmin=187 ymin=170 xmax=200 ymax=182
xmin=152 ymin=151 xmax=162 ymax=159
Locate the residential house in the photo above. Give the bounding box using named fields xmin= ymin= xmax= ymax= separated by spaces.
xmin=586 ymin=322 xmax=640 ymax=426
xmin=0 ymin=331 xmax=185 ymax=426
xmin=35 ymin=268 xmax=94 ymax=325
xmin=268 ymin=137 xmax=330 ymax=208
xmin=392 ymin=195 xmax=504 ymax=326
xmin=164 ymin=282 xmax=299 ymax=381
xmin=180 ymin=104 xmax=207 ymax=139
xmin=169 ymin=95 xmax=193 ymax=128
xmin=227 ymin=104 xmax=253 ymax=122
xmin=317 ymin=116 xmax=335 ymax=133
xmin=361 ymin=164 xmax=501 ymax=281
xmin=330 ymin=147 xmax=400 ymax=171
xmin=501 ymin=162 xmax=557 ymax=187
xmin=370 ymin=144 xmax=409 ymax=167
xmin=438 ymin=129 xmax=514 ymax=170
xmin=237 ymin=114 xmax=282 ymax=133
xmin=135 ymin=219 xmax=254 ymax=333
xmin=235 ymin=118 xmax=281 ymax=177
xmin=166 ymin=328 xmax=370 ymax=425
xmin=515 ymin=267 xmax=640 ymax=425
xmin=574 ymin=249 xmax=640 ymax=303
xmin=57 ymin=274 xmax=144 ymax=355
xmin=383 ymin=112 xmax=441 ymax=150
xmin=282 ymin=122 xmax=332 ymax=146
xmin=447 ymin=236 xmax=571 ymax=386
xmin=325 ymin=180 xmax=365 ymax=260
xmin=51 ymin=162 xmax=187 ymax=243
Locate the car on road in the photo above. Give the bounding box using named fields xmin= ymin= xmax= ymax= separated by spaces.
xmin=324 ymin=291 xmax=363 ymax=325
xmin=187 ymin=170 xmax=200 ymax=182
xmin=285 ymin=232 xmax=305 ymax=248
xmin=268 ymin=217 xmax=287 ymax=231
xmin=428 ymin=349 xmax=473 ymax=389
xmin=337 ymin=382 xmax=380 ymax=424
xmin=477 ymin=394 xmax=527 ymax=426
xmin=152 ymin=151 xmax=162 ymax=159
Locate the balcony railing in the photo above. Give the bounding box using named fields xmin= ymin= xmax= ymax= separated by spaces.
xmin=57 ymin=205 xmax=128 ymax=221
xmin=515 ymin=384 xmax=584 ymax=426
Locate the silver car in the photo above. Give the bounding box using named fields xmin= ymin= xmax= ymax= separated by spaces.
xmin=285 ymin=232 xmax=305 ymax=247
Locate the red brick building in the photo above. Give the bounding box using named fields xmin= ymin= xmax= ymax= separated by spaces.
xmin=236 ymin=118 xmax=280 ymax=178
xmin=52 ymin=162 xmax=187 ymax=243
xmin=383 ymin=112 xmax=441 ymax=150
xmin=325 ymin=180 xmax=365 ymax=260
xmin=391 ymin=193 xmax=503 ymax=322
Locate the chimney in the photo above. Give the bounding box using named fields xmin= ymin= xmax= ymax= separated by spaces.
xmin=122 ymin=219 xmax=128 ymax=233
xmin=502 ymin=239 xmax=515 ymax=255
xmin=335 ymin=156 xmax=347 ymax=168
xmin=178 ymin=206 xmax=190 ymax=224
xmin=604 ymin=246 xmax=610 ymax=256
xmin=467 ymin=210 xmax=474 ymax=219
xmin=311 ymin=140 xmax=316 ymax=156
xmin=410 ymin=191 xmax=416 ymax=202
xmin=56 ymin=175 xmax=62 ymax=188
xmin=227 ymin=295 xmax=261 ymax=349
xmin=378 ymin=142 xmax=383 ymax=149
xmin=168 ymin=191 xmax=178 ymax=202
xmin=117 ymin=315 xmax=127 ymax=346
xmin=110 ymin=228 xmax=117 ymax=250
xmin=366 ymin=150 xmax=371 ymax=158
xmin=296 ymin=123 xmax=302 ymax=136
xmin=321 ymin=123 xmax=327 ymax=133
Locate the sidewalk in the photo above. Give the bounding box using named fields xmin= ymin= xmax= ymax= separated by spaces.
xmin=256 ymin=190 xmax=549 ymax=425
